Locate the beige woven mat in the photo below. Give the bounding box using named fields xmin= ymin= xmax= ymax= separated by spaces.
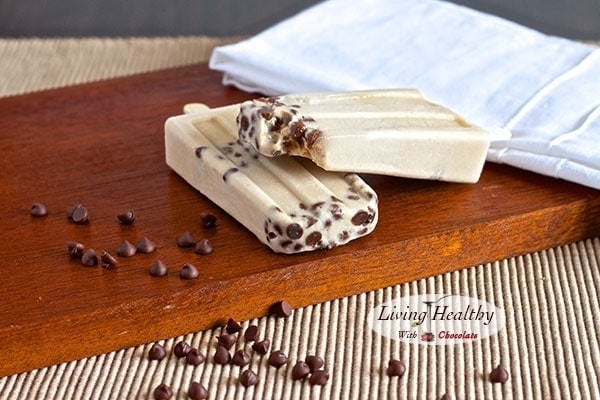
xmin=0 ymin=37 xmax=599 ymax=400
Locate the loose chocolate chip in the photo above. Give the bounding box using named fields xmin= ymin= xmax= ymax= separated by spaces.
xmin=153 ymin=383 xmax=173 ymax=400
xmin=268 ymin=350 xmax=288 ymax=368
xmin=305 ymin=355 xmax=324 ymax=373
xmin=71 ymin=204 xmax=89 ymax=224
xmin=252 ymin=339 xmax=270 ymax=355
xmin=232 ymin=350 xmax=251 ymax=367
xmin=226 ymin=318 xmax=242 ymax=334
xmin=309 ymin=370 xmax=329 ymax=386
xmin=239 ymin=369 xmax=258 ymax=387
xmin=194 ymin=239 xmax=213 ymax=255
xmin=286 ymin=223 xmax=303 ymax=239
xmin=100 ymin=250 xmax=117 ymax=269
xmin=186 ymin=348 xmax=205 ymax=366
xmin=30 ymin=202 xmax=48 ymax=217
xmin=67 ymin=203 xmax=82 ymax=218
xmin=180 ymin=263 xmax=199 ymax=279
xmin=244 ymin=325 xmax=259 ymax=342
xmin=214 ymin=345 xmax=231 ymax=365
xmin=81 ymin=249 xmax=98 ymax=266
xmin=148 ymin=343 xmax=167 ymax=361
xmin=351 ymin=210 xmax=371 ymax=226
xmin=200 ymin=212 xmax=217 ymax=229
xmin=116 ymin=240 xmax=137 ymax=257
xmin=188 ymin=382 xmax=208 ymax=400
xmin=177 ymin=231 xmax=196 ymax=247
xmin=291 ymin=361 xmax=310 ymax=380
xmin=489 ymin=365 xmax=509 ymax=383
xmin=217 ymin=334 xmax=237 ymax=349
xmin=272 ymin=300 xmax=293 ymax=318
xmin=173 ymin=341 xmax=191 ymax=358
xmin=67 ymin=241 xmax=85 ymax=258
xmin=136 ymin=237 xmax=156 ymax=253
xmin=150 ymin=260 xmax=168 ymax=277
xmin=117 ymin=209 xmax=135 ymax=224
xmin=386 ymin=359 xmax=406 ymax=377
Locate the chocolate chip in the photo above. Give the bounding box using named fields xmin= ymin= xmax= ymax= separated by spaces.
xmin=305 ymin=355 xmax=324 ymax=372
xmin=305 ymin=231 xmax=322 ymax=247
xmin=70 ymin=204 xmax=89 ymax=224
xmin=272 ymin=300 xmax=292 ymax=318
xmin=186 ymin=348 xmax=205 ymax=366
xmin=150 ymin=260 xmax=168 ymax=277
xmin=268 ymin=350 xmax=288 ymax=368
xmin=239 ymin=115 xmax=249 ymax=131
xmin=176 ymin=231 xmax=195 ymax=247
xmin=351 ymin=210 xmax=371 ymax=226
xmin=117 ymin=209 xmax=135 ymax=224
xmin=153 ymin=383 xmax=173 ymax=400
xmin=67 ymin=241 xmax=85 ymax=258
xmin=222 ymin=167 xmax=239 ymax=182
xmin=214 ymin=345 xmax=231 ymax=365
xmin=232 ymin=350 xmax=251 ymax=367
xmin=194 ymin=239 xmax=213 ymax=255
xmin=136 ymin=237 xmax=156 ymax=254
xmin=291 ymin=361 xmax=310 ymax=380
xmin=489 ymin=365 xmax=509 ymax=383
xmin=100 ymin=250 xmax=117 ymax=269
xmin=116 ymin=240 xmax=137 ymax=257
xmin=200 ymin=212 xmax=217 ymax=229
xmin=244 ymin=325 xmax=259 ymax=342
xmin=81 ymin=249 xmax=98 ymax=266
xmin=195 ymin=146 xmax=207 ymax=159
xmin=226 ymin=318 xmax=242 ymax=334
xmin=148 ymin=343 xmax=167 ymax=361
xmin=188 ymin=382 xmax=208 ymax=400
xmin=309 ymin=370 xmax=329 ymax=386
xmin=386 ymin=359 xmax=406 ymax=377
xmin=439 ymin=394 xmax=451 ymax=400
xmin=239 ymin=369 xmax=258 ymax=387
xmin=180 ymin=263 xmax=199 ymax=279
xmin=286 ymin=223 xmax=303 ymax=239
xmin=66 ymin=203 xmax=82 ymax=218
xmin=30 ymin=203 xmax=48 ymax=217
xmin=173 ymin=341 xmax=191 ymax=358
xmin=217 ymin=334 xmax=237 ymax=349
xmin=252 ymin=339 xmax=270 ymax=355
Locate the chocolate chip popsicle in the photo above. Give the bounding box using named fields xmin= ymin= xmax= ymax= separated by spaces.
xmin=237 ymin=89 xmax=497 ymax=183
xmin=165 ymin=104 xmax=378 ymax=254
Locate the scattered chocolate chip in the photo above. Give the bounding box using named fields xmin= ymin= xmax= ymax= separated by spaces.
xmin=217 ymin=334 xmax=237 ymax=349
xmin=244 ymin=325 xmax=259 ymax=342
xmin=136 ymin=237 xmax=156 ymax=253
xmin=194 ymin=239 xmax=213 ymax=255
xmin=177 ymin=231 xmax=196 ymax=247
xmin=179 ymin=263 xmax=199 ymax=279
xmin=188 ymin=382 xmax=208 ymax=400
xmin=200 ymin=212 xmax=217 ymax=229
xmin=272 ymin=300 xmax=292 ymax=318
xmin=214 ymin=345 xmax=231 ymax=365
xmin=67 ymin=203 xmax=82 ymax=218
xmin=148 ymin=343 xmax=167 ymax=361
xmin=252 ymin=339 xmax=270 ymax=355
xmin=116 ymin=240 xmax=137 ymax=257
xmin=81 ymin=249 xmax=98 ymax=266
xmin=150 ymin=260 xmax=168 ymax=277
xmin=387 ymin=359 xmax=406 ymax=377
xmin=309 ymin=369 xmax=329 ymax=386
xmin=226 ymin=318 xmax=242 ymax=334
xmin=67 ymin=241 xmax=85 ymax=258
xmin=239 ymin=369 xmax=258 ymax=387
xmin=30 ymin=202 xmax=48 ymax=217
xmin=117 ymin=209 xmax=136 ymax=224
xmin=291 ymin=361 xmax=310 ymax=380
xmin=439 ymin=394 xmax=451 ymax=400
xmin=232 ymin=350 xmax=251 ymax=367
xmin=70 ymin=204 xmax=89 ymax=224
xmin=153 ymin=383 xmax=173 ymax=400
xmin=100 ymin=250 xmax=117 ymax=269
xmin=286 ymin=223 xmax=303 ymax=239
xmin=173 ymin=341 xmax=191 ymax=358
xmin=268 ymin=350 xmax=288 ymax=368
xmin=186 ymin=348 xmax=205 ymax=366
xmin=305 ymin=355 xmax=324 ymax=373
xmin=489 ymin=365 xmax=509 ymax=383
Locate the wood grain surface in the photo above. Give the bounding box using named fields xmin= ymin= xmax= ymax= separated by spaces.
xmin=0 ymin=64 xmax=598 ymax=377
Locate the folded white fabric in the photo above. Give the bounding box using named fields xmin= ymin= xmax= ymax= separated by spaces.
xmin=209 ymin=0 xmax=600 ymax=190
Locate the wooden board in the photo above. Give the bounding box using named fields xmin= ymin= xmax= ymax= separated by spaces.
xmin=1 ymin=64 xmax=598 ymax=377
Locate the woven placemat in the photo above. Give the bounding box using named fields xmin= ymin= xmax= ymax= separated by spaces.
xmin=0 ymin=37 xmax=598 ymax=400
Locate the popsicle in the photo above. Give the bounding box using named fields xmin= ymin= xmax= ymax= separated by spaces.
xmin=165 ymin=104 xmax=378 ymax=254
xmin=237 ymin=89 xmax=497 ymax=183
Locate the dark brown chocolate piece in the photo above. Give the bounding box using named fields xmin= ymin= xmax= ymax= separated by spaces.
xmin=180 ymin=263 xmax=199 ymax=279
xmin=136 ymin=237 xmax=156 ymax=254
xmin=272 ymin=300 xmax=293 ymax=318
xmin=81 ymin=249 xmax=98 ymax=266
xmin=309 ymin=370 xmax=329 ymax=386
xmin=173 ymin=341 xmax=191 ymax=358
xmin=148 ymin=343 xmax=167 ymax=361
xmin=100 ymin=250 xmax=117 ymax=269
xmin=30 ymin=202 xmax=48 ymax=217
xmin=489 ymin=365 xmax=509 ymax=383
xmin=226 ymin=318 xmax=242 ymax=334
xmin=305 ymin=355 xmax=324 ymax=373
xmin=186 ymin=348 xmax=205 ymax=366
xmin=239 ymin=370 xmax=258 ymax=387
xmin=200 ymin=212 xmax=217 ymax=229
xmin=291 ymin=361 xmax=310 ymax=380
xmin=231 ymin=350 xmax=251 ymax=367
xmin=244 ymin=325 xmax=259 ymax=342
xmin=66 ymin=203 xmax=81 ymax=218
xmin=268 ymin=350 xmax=288 ymax=368
xmin=153 ymin=383 xmax=173 ymax=400
xmin=217 ymin=334 xmax=237 ymax=349
xmin=176 ymin=231 xmax=195 ymax=247
xmin=439 ymin=394 xmax=451 ymax=400
xmin=386 ymin=359 xmax=406 ymax=377
xmin=70 ymin=204 xmax=89 ymax=224
xmin=252 ymin=339 xmax=270 ymax=355
xmin=117 ymin=209 xmax=136 ymax=224
xmin=194 ymin=239 xmax=213 ymax=255
xmin=116 ymin=240 xmax=137 ymax=257
xmin=149 ymin=260 xmax=168 ymax=277
xmin=67 ymin=241 xmax=85 ymax=258
xmin=188 ymin=382 xmax=208 ymax=400
xmin=214 ymin=345 xmax=231 ymax=365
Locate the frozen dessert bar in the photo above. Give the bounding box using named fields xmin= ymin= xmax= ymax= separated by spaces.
xmin=165 ymin=104 xmax=378 ymax=254
xmin=237 ymin=89 xmax=492 ymax=183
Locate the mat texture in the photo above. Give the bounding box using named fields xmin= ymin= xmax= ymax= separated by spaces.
xmin=0 ymin=36 xmax=598 ymax=400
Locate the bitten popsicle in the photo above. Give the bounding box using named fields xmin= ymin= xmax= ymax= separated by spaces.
xmin=165 ymin=104 xmax=378 ymax=254
xmin=237 ymin=89 xmax=495 ymax=183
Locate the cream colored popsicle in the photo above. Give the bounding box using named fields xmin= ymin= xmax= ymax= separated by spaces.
xmin=237 ymin=89 xmax=494 ymax=183
xmin=165 ymin=104 xmax=378 ymax=254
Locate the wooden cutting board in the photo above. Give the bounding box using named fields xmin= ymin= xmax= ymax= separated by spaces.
xmin=1 ymin=64 xmax=598 ymax=377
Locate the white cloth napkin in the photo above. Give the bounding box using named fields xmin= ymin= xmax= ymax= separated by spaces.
xmin=209 ymin=0 xmax=600 ymax=190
